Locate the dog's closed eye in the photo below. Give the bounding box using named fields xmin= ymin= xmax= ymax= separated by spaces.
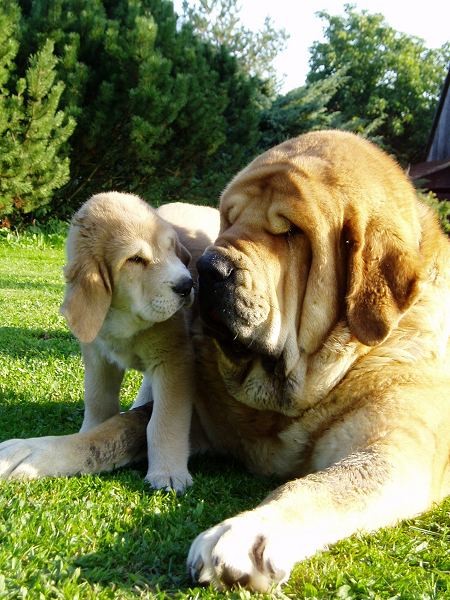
xmin=274 ymin=223 xmax=303 ymax=239
xmin=285 ymin=224 xmax=303 ymax=238
xmin=127 ymin=255 xmax=149 ymax=266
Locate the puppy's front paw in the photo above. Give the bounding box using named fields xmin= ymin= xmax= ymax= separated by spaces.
xmin=145 ymin=467 xmax=193 ymax=493
xmin=187 ymin=511 xmax=299 ymax=592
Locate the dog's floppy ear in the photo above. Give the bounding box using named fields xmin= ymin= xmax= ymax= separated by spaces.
xmin=61 ymin=260 xmax=112 ymax=343
xmin=344 ymin=213 xmax=422 ymax=346
xmin=175 ymin=237 xmax=191 ymax=267
xmin=60 ymin=222 xmax=112 ymax=343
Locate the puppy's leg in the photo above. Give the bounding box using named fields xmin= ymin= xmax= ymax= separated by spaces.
xmin=80 ymin=342 xmax=124 ymax=432
xmin=144 ymin=365 xmax=193 ymax=493
xmin=0 ymin=404 xmax=151 ymax=479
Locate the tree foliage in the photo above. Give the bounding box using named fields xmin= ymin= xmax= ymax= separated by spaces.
xmin=306 ymin=4 xmax=450 ymax=164
xmin=0 ymin=1 xmax=74 ymax=218
xmin=180 ymin=0 xmax=288 ymax=92
xmin=13 ymin=0 xmax=264 ymax=218
xmin=258 ymin=71 xmax=349 ymax=150
xmin=1 ymin=0 xmax=448 ymax=225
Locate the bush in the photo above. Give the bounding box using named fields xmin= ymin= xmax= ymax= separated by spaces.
xmin=0 ymin=1 xmax=74 ymax=220
xmin=419 ymin=190 xmax=450 ymax=235
xmin=17 ymin=0 xmax=265 ymax=217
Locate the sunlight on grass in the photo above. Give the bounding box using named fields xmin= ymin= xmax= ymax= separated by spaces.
xmin=0 ymin=234 xmax=449 ymax=599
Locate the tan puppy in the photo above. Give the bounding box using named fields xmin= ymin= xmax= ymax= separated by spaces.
xmin=1 ymin=132 xmax=449 ymax=592
xmin=61 ymin=191 xmax=199 ymax=492
xmin=3 ymin=193 xmax=220 ymax=492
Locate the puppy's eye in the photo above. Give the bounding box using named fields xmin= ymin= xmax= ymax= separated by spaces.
xmin=127 ymin=255 xmax=148 ymax=266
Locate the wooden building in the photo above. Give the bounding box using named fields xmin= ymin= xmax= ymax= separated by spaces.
xmin=409 ymin=67 xmax=450 ymax=200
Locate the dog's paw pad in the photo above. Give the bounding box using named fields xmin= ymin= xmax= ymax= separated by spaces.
xmin=145 ymin=469 xmax=193 ymax=493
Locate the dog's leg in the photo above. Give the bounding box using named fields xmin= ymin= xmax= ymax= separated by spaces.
xmin=0 ymin=404 xmax=151 ymax=479
xmin=144 ymin=365 xmax=193 ymax=493
xmin=80 ymin=342 xmax=125 ymax=432
xmin=187 ymin=428 xmax=439 ymax=592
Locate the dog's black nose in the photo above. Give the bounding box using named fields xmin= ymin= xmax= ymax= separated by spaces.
xmin=197 ymin=252 xmax=234 ymax=284
xmin=197 ymin=251 xmax=238 ymax=342
xmin=172 ymin=276 xmax=193 ymax=297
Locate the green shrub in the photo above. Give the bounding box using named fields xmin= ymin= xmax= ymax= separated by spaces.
xmin=17 ymin=0 xmax=265 ymax=215
xmin=0 ymin=1 xmax=74 ymax=220
xmin=419 ymin=190 xmax=450 ymax=235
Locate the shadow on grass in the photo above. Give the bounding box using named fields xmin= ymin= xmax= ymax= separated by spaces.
xmin=0 ymin=326 xmax=79 ymax=358
xmin=0 ymin=277 xmax=63 ymax=291
xmin=0 ymin=391 xmax=84 ymax=439
xmin=0 ymin=318 xmax=279 ymax=595
xmin=1 ymin=391 xmax=278 ymax=596
xmin=73 ymin=456 xmax=277 ymax=594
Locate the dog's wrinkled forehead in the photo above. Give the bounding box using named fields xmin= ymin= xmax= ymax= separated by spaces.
xmin=221 ymin=163 xmax=296 ymax=212
xmin=220 ymin=193 xmax=292 ymax=240
xmin=219 ymin=131 xmax=396 ymax=233
xmin=219 ymin=164 xmax=325 ymax=241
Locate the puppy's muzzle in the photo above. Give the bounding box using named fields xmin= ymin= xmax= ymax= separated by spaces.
xmin=172 ymin=275 xmax=194 ymax=298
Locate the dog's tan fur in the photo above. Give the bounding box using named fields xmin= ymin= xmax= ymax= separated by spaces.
xmin=1 ymin=131 xmax=449 ymax=591
xmin=186 ymin=132 xmax=450 ymax=590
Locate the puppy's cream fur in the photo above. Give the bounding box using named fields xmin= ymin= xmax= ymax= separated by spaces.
xmin=2 ymin=193 xmax=220 ymax=492
xmin=62 ymin=192 xmax=200 ymax=491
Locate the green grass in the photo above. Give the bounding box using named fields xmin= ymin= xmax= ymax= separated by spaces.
xmin=0 ymin=234 xmax=449 ymax=599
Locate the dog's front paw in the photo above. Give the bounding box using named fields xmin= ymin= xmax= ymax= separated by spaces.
xmin=0 ymin=437 xmax=64 ymax=479
xmin=187 ymin=511 xmax=299 ymax=592
xmin=144 ymin=467 xmax=193 ymax=493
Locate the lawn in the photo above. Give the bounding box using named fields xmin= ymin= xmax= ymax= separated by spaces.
xmin=0 ymin=231 xmax=449 ymax=599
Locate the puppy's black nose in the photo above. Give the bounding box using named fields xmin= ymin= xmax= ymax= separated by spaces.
xmin=197 ymin=252 xmax=234 ymax=284
xmin=172 ymin=276 xmax=193 ymax=297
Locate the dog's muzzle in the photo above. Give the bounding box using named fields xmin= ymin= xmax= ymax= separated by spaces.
xmin=198 ymin=249 xmax=275 ymax=358
xmin=197 ymin=250 xmax=238 ymax=339
xmin=172 ymin=275 xmax=194 ymax=298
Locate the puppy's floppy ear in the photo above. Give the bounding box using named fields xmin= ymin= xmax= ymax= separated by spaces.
xmin=345 ymin=213 xmax=422 ymax=346
xmin=175 ymin=237 xmax=191 ymax=266
xmin=61 ymin=260 xmax=112 ymax=343
xmin=60 ymin=223 xmax=112 ymax=344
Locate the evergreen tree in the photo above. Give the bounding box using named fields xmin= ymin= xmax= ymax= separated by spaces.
xmin=258 ymin=69 xmax=386 ymax=153
xmin=17 ymin=0 xmax=265 ymax=212
xmin=259 ymin=71 xmax=348 ymax=150
xmin=0 ymin=2 xmax=74 ymax=219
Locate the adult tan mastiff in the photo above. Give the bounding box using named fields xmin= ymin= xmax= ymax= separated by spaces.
xmin=1 ymin=131 xmax=450 ymax=592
